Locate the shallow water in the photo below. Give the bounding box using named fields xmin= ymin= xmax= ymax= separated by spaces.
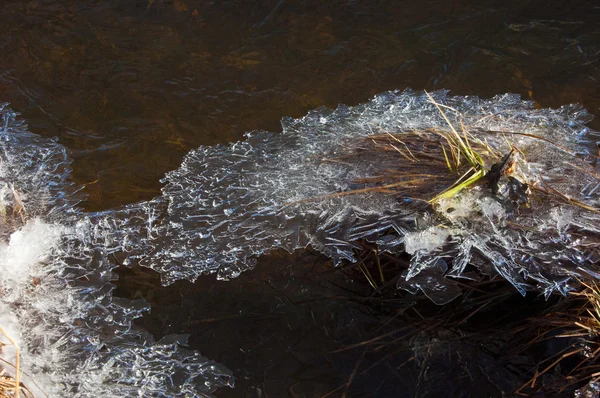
xmin=1 ymin=0 xmax=599 ymax=396
xmin=1 ymin=0 xmax=599 ymax=211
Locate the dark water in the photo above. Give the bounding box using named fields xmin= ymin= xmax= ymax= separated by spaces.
xmin=1 ymin=0 xmax=599 ymax=396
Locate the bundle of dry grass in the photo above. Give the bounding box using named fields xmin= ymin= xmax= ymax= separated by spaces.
xmin=318 ymin=91 xmax=600 ymax=213
xmin=0 ymin=326 xmax=33 ymax=398
xmin=313 ymin=93 xmax=503 ymax=204
xmin=320 ymin=92 xmax=600 ymax=395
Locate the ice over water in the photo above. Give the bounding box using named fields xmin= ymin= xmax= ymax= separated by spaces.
xmin=1 ymin=89 xmax=599 ymax=396
xmin=0 ymin=104 xmax=233 ymax=397
xmin=125 ymin=90 xmax=599 ymax=302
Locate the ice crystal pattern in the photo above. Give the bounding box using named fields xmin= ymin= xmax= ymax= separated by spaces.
xmin=0 ymin=104 xmax=233 ymax=398
xmin=115 ymin=90 xmax=599 ymax=304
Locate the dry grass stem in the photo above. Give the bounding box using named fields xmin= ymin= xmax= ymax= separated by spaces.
xmin=0 ymin=325 xmax=28 ymax=398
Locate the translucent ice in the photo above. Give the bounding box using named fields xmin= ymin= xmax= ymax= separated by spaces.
xmin=0 ymin=104 xmax=233 ymax=397
xmin=108 ymin=89 xmax=599 ymax=305
xmin=2 ymin=88 xmax=600 ymax=396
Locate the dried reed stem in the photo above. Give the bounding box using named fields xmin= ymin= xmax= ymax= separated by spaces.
xmin=0 ymin=326 xmax=20 ymax=398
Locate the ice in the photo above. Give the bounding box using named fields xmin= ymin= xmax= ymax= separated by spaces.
xmin=0 ymin=218 xmax=67 ymax=291
xmin=0 ymin=105 xmax=233 ymax=397
xmin=0 ymin=311 xmax=21 ymax=363
xmin=1 ymin=88 xmax=599 ymax=396
xmin=576 ymin=380 xmax=600 ymax=398
xmin=403 ymin=226 xmax=453 ymax=255
xmin=108 ymin=89 xmax=599 ymax=305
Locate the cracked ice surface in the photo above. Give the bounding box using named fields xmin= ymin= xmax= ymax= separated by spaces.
xmin=0 ymin=104 xmax=233 ymax=397
xmin=116 ymin=89 xmax=600 ymax=304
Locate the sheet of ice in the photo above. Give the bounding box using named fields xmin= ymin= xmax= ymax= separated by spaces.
xmin=107 ymin=89 xmax=599 ymax=305
xmin=2 ymin=88 xmax=599 ymax=396
xmin=0 ymin=104 xmax=233 ymax=397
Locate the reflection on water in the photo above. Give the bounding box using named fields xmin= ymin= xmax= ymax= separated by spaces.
xmin=1 ymin=0 xmax=599 ymax=396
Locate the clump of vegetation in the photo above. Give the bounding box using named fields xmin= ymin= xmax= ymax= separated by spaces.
xmin=0 ymin=325 xmax=33 ymax=398
xmin=319 ymin=91 xmax=600 ymax=395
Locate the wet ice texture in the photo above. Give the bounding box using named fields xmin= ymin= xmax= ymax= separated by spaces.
xmin=120 ymin=90 xmax=600 ymax=304
xmin=0 ymin=105 xmax=233 ymax=397
xmin=2 ymin=89 xmax=599 ymax=396
xmin=0 ymin=106 xmax=81 ymax=239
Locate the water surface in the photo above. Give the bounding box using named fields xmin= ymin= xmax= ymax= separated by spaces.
xmin=1 ymin=0 xmax=599 ymax=396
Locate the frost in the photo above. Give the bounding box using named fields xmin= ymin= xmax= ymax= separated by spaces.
xmin=404 ymin=226 xmax=452 ymax=255
xmin=0 ymin=218 xmax=66 ymax=290
xmin=0 ymin=311 xmax=21 ymax=361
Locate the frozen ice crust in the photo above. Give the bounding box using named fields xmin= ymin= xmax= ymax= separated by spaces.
xmin=1 ymin=88 xmax=599 ymax=396
xmin=0 ymin=105 xmax=233 ymax=398
xmin=134 ymin=90 xmax=600 ymax=304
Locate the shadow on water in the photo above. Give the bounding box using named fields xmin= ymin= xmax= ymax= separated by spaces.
xmin=114 ymin=249 xmax=581 ymax=397
xmin=112 ymin=251 xmax=453 ymax=397
xmin=116 ymin=251 xmax=352 ymax=397
xmin=1 ymin=0 xmax=600 ymax=396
